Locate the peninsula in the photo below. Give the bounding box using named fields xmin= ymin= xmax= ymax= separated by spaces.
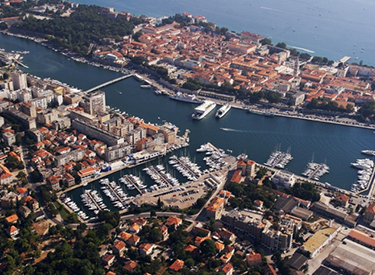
xmin=1 ymin=1 xmax=375 ymax=275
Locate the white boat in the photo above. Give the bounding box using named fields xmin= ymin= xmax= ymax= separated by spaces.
xmin=361 ymin=150 xmax=375 ymax=156
xmin=140 ymin=84 xmax=152 ymax=89
xmin=215 ymin=103 xmax=231 ymax=118
xmin=169 ymin=92 xmax=203 ymax=104
xmin=192 ymin=101 xmax=217 ymax=120
xmin=134 ymin=74 xmax=143 ymax=81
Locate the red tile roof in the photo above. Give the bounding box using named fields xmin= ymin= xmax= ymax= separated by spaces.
xmin=366 ymin=202 xmax=375 ymax=214
xmin=169 ymin=259 xmax=184 ymax=272
xmin=230 ymin=169 xmax=241 ymax=183
xmin=5 ymin=214 xmax=18 ymax=223
xmin=349 ymin=229 xmax=375 ymax=248
xmin=123 ymin=260 xmax=137 ymax=272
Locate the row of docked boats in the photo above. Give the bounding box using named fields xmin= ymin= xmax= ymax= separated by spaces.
xmin=119 ymin=174 xmax=147 ymax=191
xmin=169 ymin=155 xmax=202 ymax=181
xmin=351 ymin=158 xmax=374 ymax=192
xmin=62 ymin=197 xmax=89 ymax=220
xmin=264 ymin=150 xmax=293 ymax=168
xmin=85 ymin=187 xmax=109 ymax=212
xmin=100 ymin=178 xmax=129 ymax=210
xmin=203 ymin=149 xmax=228 ymax=172
xmin=302 ymin=162 xmax=330 ymax=180
xmin=81 ymin=189 xmax=104 ymax=215
xmin=143 ymin=165 xmax=180 ymax=188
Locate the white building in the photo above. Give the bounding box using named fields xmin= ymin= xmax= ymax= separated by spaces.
xmin=11 ymin=72 xmax=27 ymax=90
xmin=271 ymin=171 xmax=296 ymax=188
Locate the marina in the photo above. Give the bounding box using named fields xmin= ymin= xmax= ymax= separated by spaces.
xmin=264 ymin=149 xmax=293 ymax=169
xmin=144 ymin=164 xmax=180 ymax=189
xmin=81 ymin=189 xmax=103 ymax=214
xmin=100 ymin=178 xmax=128 ymax=209
xmin=120 ymin=174 xmax=145 ymax=194
xmin=169 ymin=155 xmax=202 ymax=181
xmin=302 ymin=162 xmax=330 ymax=181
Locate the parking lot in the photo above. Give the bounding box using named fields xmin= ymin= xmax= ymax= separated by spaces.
xmin=133 ymin=180 xmax=209 ymax=209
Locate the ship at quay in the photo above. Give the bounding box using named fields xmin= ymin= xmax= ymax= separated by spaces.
xmin=192 ymin=100 xmax=217 ymax=120
xmin=169 ymin=92 xmax=203 ymax=104
xmin=215 ymin=103 xmax=231 ymax=118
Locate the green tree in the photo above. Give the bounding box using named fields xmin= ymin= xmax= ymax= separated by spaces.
xmin=276 ymin=42 xmax=287 ymax=49
xmin=148 ymin=228 xmax=162 ymax=242
xmin=260 ymin=38 xmax=272 ymax=45
xmin=200 ymin=239 xmax=217 ymax=257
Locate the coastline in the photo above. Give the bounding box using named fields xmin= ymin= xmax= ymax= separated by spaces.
xmin=2 ymin=29 xmax=375 ymax=132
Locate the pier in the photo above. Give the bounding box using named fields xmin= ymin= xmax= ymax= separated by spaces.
xmin=207 ymin=142 xmax=221 ymax=153
xmin=105 ymin=181 xmax=126 ymax=203
xmin=123 ymin=175 xmax=142 ymax=194
xmin=14 ymin=59 xmax=29 ymax=68
xmin=307 ymin=164 xmax=324 ymax=180
xmin=149 ymin=166 xmax=171 ymax=187
xmin=85 ymin=74 xmax=133 ymax=93
xmin=86 ymin=191 xmax=102 ymax=211
xmin=172 ymin=156 xmax=201 ymax=178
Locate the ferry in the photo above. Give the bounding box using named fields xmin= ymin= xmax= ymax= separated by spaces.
xmin=192 ymin=100 xmax=217 ymax=120
xmin=169 ymin=92 xmax=203 ymax=104
xmin=215 ymin=103 xmax=231 ymax=118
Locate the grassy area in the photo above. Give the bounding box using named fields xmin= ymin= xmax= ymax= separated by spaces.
xmin=54 ymin=202 xmax=73 ymax=222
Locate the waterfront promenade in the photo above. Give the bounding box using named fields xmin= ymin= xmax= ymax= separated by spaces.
xmin=136 ymin=71 xmax=375 ymax=131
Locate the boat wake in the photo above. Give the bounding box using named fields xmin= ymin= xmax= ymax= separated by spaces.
xmin=288 ymin=45 xmax=315 ymax=54
xmin=220 ymin=127 xmax=252 ymax=133
xmin=260 ymin=6 xmax=284 ymax=13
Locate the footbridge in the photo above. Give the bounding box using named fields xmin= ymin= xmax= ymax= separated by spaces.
xmin=85 ymin=74 xmax=133 ymax=93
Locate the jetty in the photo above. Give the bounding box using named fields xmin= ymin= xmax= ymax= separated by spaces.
xmin=14 ymin=59 xmax=29 ymax=68
xmin=105 ymin=181 xmax=127 ymax=203
xmin=86 ymin=191 xmax=102 ymax=211
xmin=307 ymin=164 xmax=324 ymax=180
xmin=123 ymin=175 xmax=142 ymax=194
xmin=149 ymin=166 xmax=171 ymax=187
